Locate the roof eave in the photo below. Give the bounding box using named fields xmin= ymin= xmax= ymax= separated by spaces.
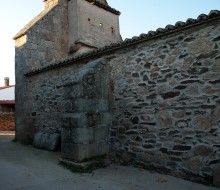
xmin=25 ymin=10 xmax=220 ymax=76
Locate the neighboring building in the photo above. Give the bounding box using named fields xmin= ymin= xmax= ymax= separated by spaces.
xmin=0 ymin=77 xmax=15 ymax=112
xmin=14 ymin=0 xmax=220 ymax=186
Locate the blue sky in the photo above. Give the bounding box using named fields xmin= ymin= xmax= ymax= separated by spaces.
xmin=0 ymin=0 xmax=219 ymax=86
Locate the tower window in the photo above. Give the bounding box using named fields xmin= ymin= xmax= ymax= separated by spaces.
xmin=111 ymin=27 xmax=115 ymax=34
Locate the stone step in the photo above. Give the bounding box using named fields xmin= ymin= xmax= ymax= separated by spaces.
xmin=61 ymin=140 xmax=109 ymax=162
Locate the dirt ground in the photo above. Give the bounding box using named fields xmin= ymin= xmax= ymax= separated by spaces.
xmin=0 ymin=134 xmax=219 ymax=190
xmin=0 ymin=113 xmax=15 ymax=131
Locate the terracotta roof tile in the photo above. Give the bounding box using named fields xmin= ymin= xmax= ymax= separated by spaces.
xmin=0 ymin=100 xmax=15 ymax=105
xmin=85 ymin=0 xmax=120 ymax=15
xmin=0 ymin=85 xmax=15 ymax=90
xmin=25 ymin=10 xmax=220 ymax=76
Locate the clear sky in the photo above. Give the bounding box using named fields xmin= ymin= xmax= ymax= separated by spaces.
xmin=0 ymin=0 xmax=219 ymax=86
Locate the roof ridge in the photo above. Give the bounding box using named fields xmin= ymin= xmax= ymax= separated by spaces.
xmin=25 ymin=10 xmax=220 ymax=76
xmin=85 ymin=0 xmax=120 ymax=15
xmin=0 ymin=100 xmax=15 ymax=104
xmin=0 ymin=85 xmax=15 ymax=90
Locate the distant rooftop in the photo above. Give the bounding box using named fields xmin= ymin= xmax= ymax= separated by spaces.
xmin=0 ymin=85 xmax=15 ymax=102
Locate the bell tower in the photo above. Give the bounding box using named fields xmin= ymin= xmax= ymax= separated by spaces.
xmin=68 ymin=0 xmax=122 ymax=54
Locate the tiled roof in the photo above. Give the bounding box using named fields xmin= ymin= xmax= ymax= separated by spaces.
xmin=85 ymin=0 xmax=120 ymax=15
xmin=25 ymin=10 xmax=220 ymax=76
xmin=0 ymin=100 xmax=15 ymax=105
xmin=0 ymin=85 xmax=15 ymax=90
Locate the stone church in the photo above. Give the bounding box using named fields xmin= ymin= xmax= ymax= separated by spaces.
xmin=14 ymin=0 xmax=220 ymax=186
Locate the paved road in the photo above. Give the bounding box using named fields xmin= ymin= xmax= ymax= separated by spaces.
xmin=0 ymin=134 xmax=218 ymax=190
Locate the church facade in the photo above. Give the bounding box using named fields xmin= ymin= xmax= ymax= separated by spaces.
xmin=14 ymin=0 xmax=220 ymax=186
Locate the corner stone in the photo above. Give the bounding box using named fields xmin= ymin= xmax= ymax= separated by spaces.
xmin=214 ymin=164 xmax=220 ymax=187
xmin=33 ymin=132 xmax=60 ymax=151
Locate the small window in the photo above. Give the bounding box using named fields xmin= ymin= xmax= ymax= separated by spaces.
xmin=88 ymin=18 xmax=91 ymax=22
xmin=111 ymin=27 xmax=115 ymax=34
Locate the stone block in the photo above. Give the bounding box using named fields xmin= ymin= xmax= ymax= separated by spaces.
xmin=96 ymin=140 xmax=109 ymax=155
xmin=182 ymin=157 xmax=204 ymax=172
xmin=61 ymin=143 xmax=97 ymax=161
xmin=87 ymin=143 xmax=97 ymax=158
xmin=33 ymin=132 xmax=60 ymax=151
xmin=102 ymin=113 xmax=112 ymax=126
xmin=188 ymin=39 xmax=212 ymax=54
xmin=193 ymin=115 xmax=217 ymax=129
xmin=62 ymin=113 xmax=88 ymax=128
xmin=94 ymin=125 xmax=109 ymax=141
xmin=62 ymin=143 xmax=87 ymax=161
xmin=193 ymin=145 xmax=213 ymax=156
xmin=61 ymin=128 xmax=71 ymax=142
xmin=73 ymin=99 xmax=109 ymax=112
xmin=64 ymin=100 xmax=74 ymax=112
xmin=138 ymin=152 xmax=154 ymax=163
xmin=154 ymin=152 xmax=169 ymax=165
xmin=173 ymin=145 xmax=191 ymax=151
xmin=156 ymin=112 xmax=173 ymax=127
xmin=61 ymin=128 xmax=93 ymax=144
xmin=213 ymin=164 xmax=220 ymax=187
xmin=87 ymin=112 xmax=102 ymax=127
xmin=64 ymin=99 xmax=108 ymax=113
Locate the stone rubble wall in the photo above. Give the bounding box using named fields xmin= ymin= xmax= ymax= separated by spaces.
xmin=0 ymin=113 xmax=15 ymax=131
xmin=15 ymin=0 xmax=68 ymax=143
xmin=108 ymin=20 xmax=220 ymax=182
xmin=14 ymin=4 xmax=220 ymax=184
xmin=19 ymin=63 xmax=84 ymax=143
xmin=20 ymin=58 xmax=112 ymax=159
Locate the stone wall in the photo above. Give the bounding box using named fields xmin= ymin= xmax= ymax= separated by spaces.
xmin=15 ymin=5 xmax=220 ymax=185
xmin=15 ymin=0 xmax=68 ymax=143
xmin=21 ymin=57 xmax=112 ymax=160
xmin=108 ymin=20 xmax=220 ymax=182
xmin=61 ymin=59 xmax=112 ymax=161
xmin=0 ymin=113 xmax=15 ymax=131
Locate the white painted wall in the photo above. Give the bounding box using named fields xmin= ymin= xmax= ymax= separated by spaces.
xmin=0 ymin=86 xmax=15 ymax=100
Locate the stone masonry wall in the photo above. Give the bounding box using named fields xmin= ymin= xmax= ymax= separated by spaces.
xmin=15 ymin=5 xmax=220 ymax=184
xmin=61 ymin=59 xmax=112 ymax=161
xmin=22 ymin=58 xmax=111 ymax=159
xmin=0 ymin=113 xmax=15 ymax=131
xmin=108 ymin=20 xmax=220 ymax=182
xmin=15 ymin=0 xmax=68 ymax=143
